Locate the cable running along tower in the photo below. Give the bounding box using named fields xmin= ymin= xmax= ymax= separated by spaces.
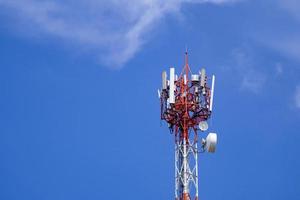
xmin=159 ymin=52 xmax=217 ymax=200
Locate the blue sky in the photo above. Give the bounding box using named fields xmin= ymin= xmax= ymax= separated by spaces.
xmin=0 ymin=0 xmax=300 ymax=200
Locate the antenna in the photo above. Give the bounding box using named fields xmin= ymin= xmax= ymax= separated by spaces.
xmin=169 ymin=68 xmax=175 ymax=104
xmin=159 ymin=51 xmax=218 ymax=200
xmin=210 ymin=75 xmax=215 ymax=111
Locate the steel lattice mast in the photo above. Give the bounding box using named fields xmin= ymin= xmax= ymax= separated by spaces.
xmin=159 ymin=51 xmax=217 ymax=200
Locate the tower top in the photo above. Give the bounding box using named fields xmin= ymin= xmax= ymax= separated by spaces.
xmin=159 ymin=52 xmax=218 ymax=200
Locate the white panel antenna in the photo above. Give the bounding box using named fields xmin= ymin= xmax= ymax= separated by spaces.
xmin=209 ymin=75 xmax=215 ymax=111
xmin=169 ymin=68 xmax=175 ymax=104
xmin=200 ymin=68 xmax=206 ymax=87
xmin=162 ymin=71 xmax=167 ymax=90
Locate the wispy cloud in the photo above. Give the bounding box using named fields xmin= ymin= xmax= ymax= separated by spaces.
xmin=275 ymin=62 xmax=283 ymax=76
xmin=0 ymin=0 xmax=239 ymax=68
xmin=255 ymin=0 xmax=300 ymax=63
xmin=278 ymin=0 xmax=300 ymax=21
xmin=295 ymin=85 xmax=300 ymax=109
xmin=230 ymin=48 xmax=266 ymax=94
xmin=260 ymin=34 xmax=300 ymax=64
xmin=241 ymin=71 xmax=266 ymax=94
xmin=184 ymin=0 xmax=241 ymax=4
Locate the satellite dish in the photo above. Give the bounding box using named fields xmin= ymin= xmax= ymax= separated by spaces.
xmin=206 ymin=133 xmax=217 ymax=153
xmin=199 ymin=121 xmax=208 ymax=131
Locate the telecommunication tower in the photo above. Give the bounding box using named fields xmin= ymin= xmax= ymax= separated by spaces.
xmin=158 ymin=51 xmax=217 ymax=200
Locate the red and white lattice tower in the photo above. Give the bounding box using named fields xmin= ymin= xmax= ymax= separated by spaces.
xmin=159 ymin=51 xmax=217 ymax=200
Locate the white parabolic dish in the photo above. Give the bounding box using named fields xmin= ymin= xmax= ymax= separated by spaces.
xmin=206 ymin=133 xmax=217 ymax=153
xmin=199 ymin=121 xmax=208 ymax=131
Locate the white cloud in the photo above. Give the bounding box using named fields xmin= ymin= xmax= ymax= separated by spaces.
xmin=260 ymin=34 xmax=300 ymax=64
xmin=255 ymin=0 xmax=300 ymax=64
xmin=275 ymin=62 xmax=283 ymax=76
xmin=184 ymin=0 xmax=241 ymax=4
xmin=241 ymin=71 xmax=266 ymax=94
xmin=231 ymin=48 xmax=266 ymax=94
xmin=0 ymin=0 xmax=239 ymax=68
xmin=278 ymin=0 xmax=300 ymax=21
xmin=295 ymin=85 xmax=300 ymax=109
